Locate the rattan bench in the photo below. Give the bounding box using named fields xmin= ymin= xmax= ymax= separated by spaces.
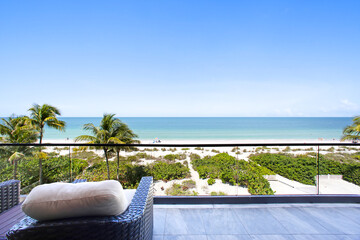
xmin=7 ymin=177 xmax=154 ymax=240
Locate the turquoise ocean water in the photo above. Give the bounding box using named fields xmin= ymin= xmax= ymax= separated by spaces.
xmin=42 ymin=117 xmax=353 ymax=141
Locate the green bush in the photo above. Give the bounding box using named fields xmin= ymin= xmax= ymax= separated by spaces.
xmin=165 ymin=181 xmax=197 ymax=196
xmin=210 ymin=191 xmax=226 ymax=196
xmin=163 ymin=153 xmax=186 ymax=161
xmin=207 ymin=178 xmax=215 ymax=185
xmin=148 ymin=161 xmax=190 ymax=181
xmin=190 ymin=153 xmax=201 ymax=160
xmin=192 ymin=153 xmax=274 ymax=195
xmin=249 ymin=153 xmax=360 ymax=186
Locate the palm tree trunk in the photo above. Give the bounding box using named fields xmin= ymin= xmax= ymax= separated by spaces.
xmin=14 ymin=159 xmax=18 ymax=180
xmin=116 ymin=150 xmax=120 ymax=181
xmin=103 ymin=148 xmax=110 ymax=180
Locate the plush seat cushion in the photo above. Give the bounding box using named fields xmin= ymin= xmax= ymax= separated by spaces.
xmin=22 ymin=180 xmax=129 ymax=221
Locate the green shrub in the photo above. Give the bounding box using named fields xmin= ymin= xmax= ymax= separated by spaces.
xmin=192 ymin=153 xmax=274 ymax=195
xmin=210 ymin=191 xmax=226 ymax=196
xmin=208 ymin=178 xmax=215 ymax=185
xmin=182 ymin=179 xmax=196 ymax=189
xmin=190 ymin=153 xmax=201 ymax=160
xmin=165 ymin=181 xmax=197 ymax=196
xmin=148 ymin=161 xmax=190 ymax=181
xmin=164 ymin=153 xmax=186 ymax=161
xmin=250 ymin=153 xmax=353 ymax=186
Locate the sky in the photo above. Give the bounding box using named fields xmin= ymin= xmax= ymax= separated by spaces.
xmin=0 ymin=0 xmax=359 ymax=117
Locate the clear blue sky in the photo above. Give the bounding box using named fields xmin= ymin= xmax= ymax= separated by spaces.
xmin=1 ymin=0 xmax=359 ymax=117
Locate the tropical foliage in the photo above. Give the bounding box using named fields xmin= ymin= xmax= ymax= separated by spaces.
xmin=27 ymin=104 xmax=66 ymax=183
xmin=148 ymin=161 xmax=190 ymax=181
xmin=341 ymin=116 xmax=360 ymax=141
xmin=192 ymin=153 xmax=274 ymax=195
xmin=0 ymin=155 xmax=87 ymax=193
xmin=75 ymin=114 xmax=130 ymax=180
xmin=0 ymin=115 xmax=38 ymax=179
xmin=250 ymin=153 xmax=360 ymax=186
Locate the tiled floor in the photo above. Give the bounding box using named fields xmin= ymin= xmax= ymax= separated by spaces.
xmin=153 ymin=204 xmax=360 ymax=240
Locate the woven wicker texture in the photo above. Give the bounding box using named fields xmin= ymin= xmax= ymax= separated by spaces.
xmin=7 ymin=177 xmax=153 ymax=240
xmin=0 ymin=180 xmax=20 ymax=214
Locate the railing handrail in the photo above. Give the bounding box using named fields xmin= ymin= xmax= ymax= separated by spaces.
xmin=0 ymin=142 xmax=359 ymax=147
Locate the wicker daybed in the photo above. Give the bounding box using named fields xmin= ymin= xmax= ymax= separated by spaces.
xmin=7 ymin=176 xmax=154 ymax=240
xmin=0 ymin=180 xmax=20 ymax=214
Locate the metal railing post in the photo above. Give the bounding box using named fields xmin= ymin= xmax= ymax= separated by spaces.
xmin=69 ymin=146 xmax=72 ymax=183
xmin=317 ymin=145 xmax=320 ymax=195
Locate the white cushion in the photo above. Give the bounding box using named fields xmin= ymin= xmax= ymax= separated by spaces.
xmin=124 ymin=189 xmax=136 ymax=204
xmin=22 ymin=180 xmax=129 ymax=221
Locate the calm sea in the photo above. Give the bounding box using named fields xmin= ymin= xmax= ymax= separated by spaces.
xmin=41 ymin=117 xmax=352 ymax=141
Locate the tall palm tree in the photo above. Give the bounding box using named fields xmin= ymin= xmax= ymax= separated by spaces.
xmin=0 ymin=115 xmax=38 ymax=180
xmin=341 ymin=116 xmax=360 ymax=141
xmin=75 ymin=114 xmax=126 ymax=180
xmin=110 ymin=123 xmax=138 ymax=180
xmin=28 ymin=104 xmax=66 ymax=145
xmin=28 ymin=104 xmax=66 ymax=183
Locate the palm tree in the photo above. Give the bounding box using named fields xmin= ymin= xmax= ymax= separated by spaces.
xmin=0 ymin=115 xmax=38 ymax=146
xmin=110 ymin=123 xmax=138 ymax=180
xmin=8 ymin=152 xmax=24 ymax=180
xmin=341 ymin=116 xmax=360 ymax=141
xmin=0 ymin=115 xmax=38 ymax=180
xmin=75 ymin=114 xmax=127 ymax=180
xmin=28 ymin=104 xmax=66 ymax=145
xmin=27 ymin=104 xmax=66 ymax=183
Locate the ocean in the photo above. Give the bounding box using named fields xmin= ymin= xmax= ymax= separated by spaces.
xmin=42 ymin=117 xmax=353 ymax=141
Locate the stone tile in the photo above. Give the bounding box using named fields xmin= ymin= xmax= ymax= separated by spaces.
xmin=207 ymin=235 xmax=253 ymax=240
xmin=251 ymin=235 xmax=295 ymax=240
xmin=291 ymin=235 xmax=353 ymax=240
xmin=202 ymin=208 xmax=248 ymax=234
xmin=154 ymin=208 xmax=167 ymax=235
xmin=164 ymin=209 xmax=206 ymax=235
xmin=302 ymin=207 xmax=360 ymax=234
xmin=333 ymin=207 xmax=360 ymax=225
xmin=163 ymin=235 xmax=207 ymax=240
xmin=234 ymin=208 xmax=288 ymax=235
xmin=153 ymin=235 xmax=164 ymax=240
xmin=155 ymin=204 xmax=214 ymax=209
xmin=344 ymin=235 xmax=360 ymax=240
xmin=268 ymin=207 xmax=329 ymax=234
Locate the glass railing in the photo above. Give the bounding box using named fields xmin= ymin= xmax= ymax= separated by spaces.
xmin=1 ymin=142 xmax=360 ymax=196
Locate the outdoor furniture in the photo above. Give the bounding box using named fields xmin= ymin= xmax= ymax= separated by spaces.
xmin=72 ymin=179 xmax=87 ymax=183
xmin=7 ymin=176 xmax=153 ymax=240
xmin=0 ymin=180 xmax=20 ymax=214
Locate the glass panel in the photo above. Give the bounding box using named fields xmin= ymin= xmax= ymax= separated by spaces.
xmin=2 ymin=143 xmax=360 ymax=197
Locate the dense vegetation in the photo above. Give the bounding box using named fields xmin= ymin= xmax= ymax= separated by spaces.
xmin=192 ymin=153 xmax=274 ymax=195
xmin=250 ymin=153 xmax=360 ymax=186
xmin=0 ymin=155 xmax=88 ymax=193
xmin=147 ymin=161 xmax=190 ymax=181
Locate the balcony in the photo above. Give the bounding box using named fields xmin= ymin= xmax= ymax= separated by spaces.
xmin=1 ymin=142 xmax=360 ymax=239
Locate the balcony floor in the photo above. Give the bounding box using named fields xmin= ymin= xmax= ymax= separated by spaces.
xmin=154 ymin=203 xmax=360 ymax=240
xmin=2 ymin=203 xmax=360 ymax=240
